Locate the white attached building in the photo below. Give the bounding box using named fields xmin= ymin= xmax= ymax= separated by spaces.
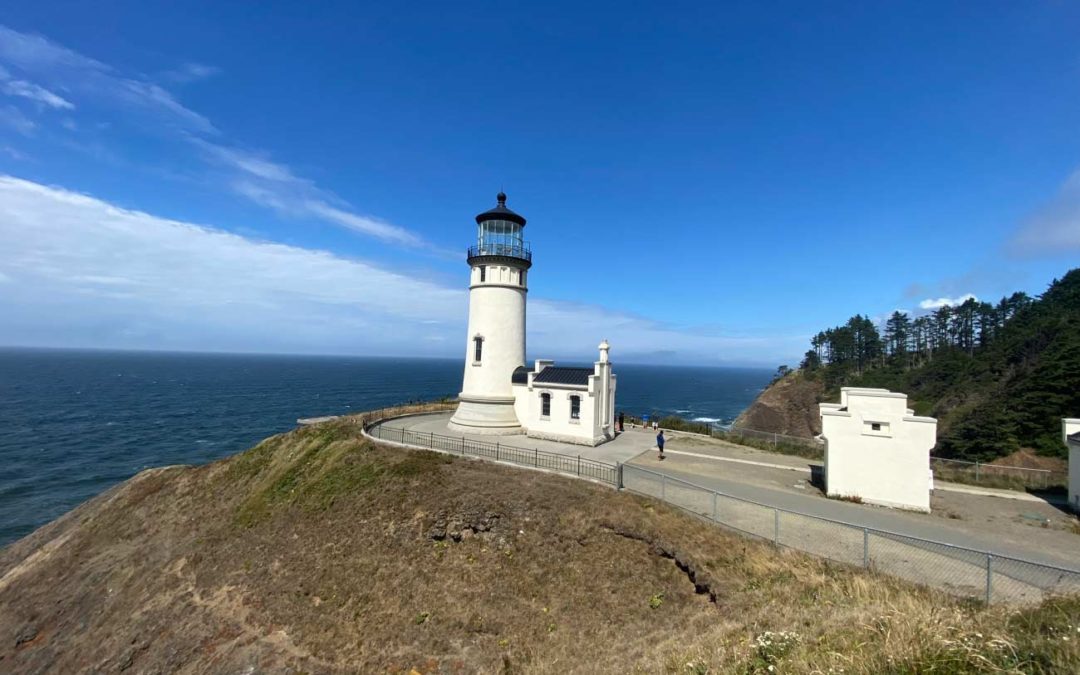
xmin=511 ymin=342 xmax=617 ymax=446
xmin=820 ymin=388 xmax=937 ymax=512
xmin=1064 ymin=418 xmax=1080 ymax=513
xmin=448 ymin=193 xmax=616 ymax=446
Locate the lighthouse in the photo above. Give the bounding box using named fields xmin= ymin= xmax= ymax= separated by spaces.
xmin=448 ymin=192 xmax=532 ymax=434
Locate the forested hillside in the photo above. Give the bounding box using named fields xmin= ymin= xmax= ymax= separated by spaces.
xmin=797 ymin=267 xmax=1080 ymax=460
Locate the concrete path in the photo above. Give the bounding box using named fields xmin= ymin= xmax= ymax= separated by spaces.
xmin=379 ymin=411 xmax=654 ymax=466
xmin=371 ymin=413 xmax=1080 ymax=575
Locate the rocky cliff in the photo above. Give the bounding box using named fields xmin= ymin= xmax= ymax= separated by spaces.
xmin=732 ymin=370 xmax=824 ymax=438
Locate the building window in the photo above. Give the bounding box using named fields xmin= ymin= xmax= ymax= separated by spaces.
xmin=473 ymin=336 xmax=483 ymax=363
xmin=520 ymin=270 xmax=526 ymax=286
xmin=479 ymin=266 xmax=486 ymax=282
xmin=863 ymin=421 xmax=890 ymax=437
xmin=570 ymin=395 xmax=581 ymax=420
xmin=541 ymin=393 xmax=551 ymax=417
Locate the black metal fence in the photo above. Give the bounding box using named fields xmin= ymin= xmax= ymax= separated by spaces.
xmin=368 ymin=422 xmax=618 ymax=486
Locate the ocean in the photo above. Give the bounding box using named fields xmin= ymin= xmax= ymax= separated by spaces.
xmin=0 ymin=348 xmax=770 ymax=546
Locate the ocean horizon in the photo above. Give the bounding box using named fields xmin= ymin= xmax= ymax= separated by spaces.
xmin=0 ymin=347 xmax=771 ymax=546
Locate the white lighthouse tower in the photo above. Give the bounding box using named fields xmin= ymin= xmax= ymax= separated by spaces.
xmin=448 ymin=192 xmax=532 ymax=434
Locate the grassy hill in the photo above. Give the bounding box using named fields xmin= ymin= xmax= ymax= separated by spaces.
xmin=1 ymin=411 xmax=1078 ymax=673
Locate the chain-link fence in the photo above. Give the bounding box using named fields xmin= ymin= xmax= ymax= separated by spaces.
xmin=929 ymin=456 xmax=1066 ymax=491
xmin=621 ymin=464 xmax=1080 ymax=604
xmin=712 ymin=426 xmax=823 ymax=450
xmin=368 ymin=422 xmax=619 ymax=486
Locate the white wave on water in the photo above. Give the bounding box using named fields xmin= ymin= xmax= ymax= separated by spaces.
xmin=691 ymin=417 xmax=722 ymax=423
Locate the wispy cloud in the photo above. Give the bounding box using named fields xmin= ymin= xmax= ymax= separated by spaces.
xmin=0 ymin=25 xmax=214 ymax=133
xmin=0 ymin=24 xmax=435 ymax=250
xmin=0 ymin=176 xmax=794 ymax=363
xmin=0 ymin=105 xmax=36 ymax=135
xmin=0 ymin=66 xmax=74 ymax=109
xmin=1010 ymin=170 xmax=1080 ymax=256
xmin=919 ymin=293 xmax=977 ymax=310
xmin=195 ymin=140 xmax=428 ymax=247
xmin=162 ymin=62 xmax=220 ymax=84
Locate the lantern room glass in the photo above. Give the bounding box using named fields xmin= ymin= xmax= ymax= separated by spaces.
xmin=477 ymin=219 xmax=524 ymax=257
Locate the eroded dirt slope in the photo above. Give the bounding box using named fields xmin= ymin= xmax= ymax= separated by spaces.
xmin=733 ymin=371 xmax=824 ymax=438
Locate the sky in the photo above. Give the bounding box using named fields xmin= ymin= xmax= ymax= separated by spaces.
xmin=0 ymin=1 xmax=1078 ymax=367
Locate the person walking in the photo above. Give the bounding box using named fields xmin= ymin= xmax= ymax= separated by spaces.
xmin=618 ymin=411 xmax=624 ymax=432
xmin=656 ymin=429 xmax=665 ymax=460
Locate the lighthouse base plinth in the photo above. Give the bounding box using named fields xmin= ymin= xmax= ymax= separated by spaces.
xmin=448 ymin=394 xmax=522 ymax=435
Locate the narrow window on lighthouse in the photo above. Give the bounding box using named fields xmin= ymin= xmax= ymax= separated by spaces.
xmin=541 ymin=393 xmax=551 ymax=418
xmin=473 ymin=336 xmax=483 ymax=363
xmin=519 ymin=270 xmax=526 ymax=286
xmin=479 ymin=266 xmax=486 ymax=282
xmin=570 ymin=395 xmax=581 ymax=420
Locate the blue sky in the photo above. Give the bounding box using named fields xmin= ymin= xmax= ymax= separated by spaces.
xmin=0 ymin=2 xmax=1078 ymax=366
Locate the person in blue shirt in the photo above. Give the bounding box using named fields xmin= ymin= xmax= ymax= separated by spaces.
xmin=656 ymin=430 xmax=665 ymax=460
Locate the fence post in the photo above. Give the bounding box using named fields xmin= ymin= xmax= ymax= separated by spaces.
xmin=430 ymin=431 xmax=434 ymax=449
xmin=863 ymin=528 xmax=869 ymax=568
xmin=985 ymin=554 xmax=993 ymax=605
xmin=496 ymin=442 xmax=500 ymax=462
xmin=773 ymin=509 xmax=780 ymax=547
xmin=975 ymin=461 xmax=981 ymax=482
xmin=712 ymin=491 xmax=718 ymax=521
xmin=661 ymin=474 xmax=667 ymax=500
xmin=461 ymin=436 xmax=466 ymax=455
xmin=534 ymin=448 xmax=538 ymax=467
xmin=577 ymin=455 xmax=581 ymax=476
xmin=616 ymin=463 xmax=624 ymax=489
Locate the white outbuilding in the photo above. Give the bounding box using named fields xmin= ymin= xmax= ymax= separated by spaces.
xmin=1064 ymin=418 xmax=1080 ymax=513
xmin=819 ymin=388 xmax=937 ymax=512
xmin=448 ymin=193 xmax=616 ymax=446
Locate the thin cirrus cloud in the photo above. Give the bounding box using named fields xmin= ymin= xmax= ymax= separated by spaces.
xmin=1010 ymin=170 xmax=1080 ymax=256
xmin=0 ymin=175 xmax=795 ymax=363
xmin=161 ymin=62 xmax=221 ymax=84
xmin=0 ymin=66 xmax=74 ymax=109
xmin=0 ymin=25 xmax=433 ymax=249
xmin=192 ymin=140 xmax=428 ymax=248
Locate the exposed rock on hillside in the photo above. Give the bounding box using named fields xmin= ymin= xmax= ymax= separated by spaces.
xmin=733 ymin=371 xmax=824 ymax=438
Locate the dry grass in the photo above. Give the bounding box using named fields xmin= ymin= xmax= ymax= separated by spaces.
xmin=1 ymin=405 xmax=1077 ymax=674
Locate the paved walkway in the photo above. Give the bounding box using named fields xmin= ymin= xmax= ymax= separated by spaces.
xmin=370 ymin=413 xmax=1080 ymax=575
xmin=377 ymin=411 xmax=654 ymax=466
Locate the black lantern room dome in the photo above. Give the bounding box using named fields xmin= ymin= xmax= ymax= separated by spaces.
xmin=467 ymin=191 xmax=531 ymax=267
xmin=475 ymin=192 xmax=526 ymax=227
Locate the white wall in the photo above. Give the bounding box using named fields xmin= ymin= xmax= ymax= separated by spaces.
xmin=449 ymin=260 xmax=529 ymax=433
xmin=1064 ymin=418 xmax=1080 ymax=513
xmin=459 ymin=266 xmax=527 ymax=398
xmin=821 ymin=388 xmax=936 ymax=512
xmin=511 ymin=355 xmax=617 ymax=446
xmin=522 ymin=384 xmax=598 ymax=445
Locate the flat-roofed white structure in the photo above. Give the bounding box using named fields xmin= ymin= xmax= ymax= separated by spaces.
xmin=510 ymin=341 xmax=617 ymax=446
xmin=820 ymin=388 xmax=937 ymax=512
xmin=1064 ymin=418 xmax=1080 ymax=513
